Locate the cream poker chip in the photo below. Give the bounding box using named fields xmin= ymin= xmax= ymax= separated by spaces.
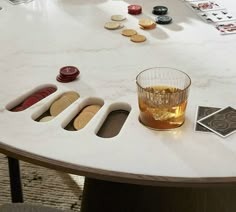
xmin=73 ymin=111 xmax=95 ymax=130
xmin=111 ymin=15 xmax=126 ymax=21
xmin=130 ymin=34 xmax=146 ymax=43
xmin=73 ymin=105 xmax=101 ymax=130
xmin=104 ymin=21 xmax=121 ymax=30
xmin=50 ymin=91 xmax=80 ymax=116
xmin=139 ymin=18 xmax=155 ymax=28
xmin=39 ymin=116 xmax=54 ymax=122
xmin=64 ymin=91 xmax=80 ymax=102
xmin=121 ymin=29 xmax=137 ymax=37
xmin=140 ymin=23 xmax=156 ymax=30
xmin=82 ymin=105 xmax=101 ymax=113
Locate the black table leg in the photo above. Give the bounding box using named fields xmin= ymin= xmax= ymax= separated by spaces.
xmin=7 ymin=157 xmax=24 ymax=203
xmin=80 ymin=178 xmax=167 ymax=212
xmin=80 ymin=178 xmax=236 ymax=212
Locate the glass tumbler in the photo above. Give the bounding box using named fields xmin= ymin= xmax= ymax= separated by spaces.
xmin=136 ymin=67 xmax=191 ymax=130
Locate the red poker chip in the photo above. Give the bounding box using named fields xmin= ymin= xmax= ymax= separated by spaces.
xmin=128 ymin=10 xmax=142 ymax=15
xmin=56 ymin=75 xmax=74 ymax=83
xmin=40 ymin=87 xmax=56 ymax=92
xmin=37 ymin=91 xmax=51 ymax=98
xmin=42 ymin=88 xmax=57 ymax=96
xmin=12 ymin=106 xmax=26 ymax=112
xmin=32 ymin=93 xmax=45 ymax=100
xmin=60 ymin=72 xmax=79 ymax=79
xmin=11 ymin=87 xmax=57 ymax=112
xmin=59 ymin=73 xmax=78 ymax=80
xmin=128 ymin=4 xmax=142 ymax=14
xmin=57 ymin=66 xmax=80 ymax=83
xmin=57 ymin=75 xmax=75 ymax=81
xmin=128 ymin=4 xmax=142 ymax=11
xmin=22 ymin=96 xmax=40 ymax=108
xmin=44 ymin=87 xmax=57 ymax=93
xmin=37 ymin=87 xmax=56 ymax=96
xmin=60 ymin=66 xmax=80 ymax=77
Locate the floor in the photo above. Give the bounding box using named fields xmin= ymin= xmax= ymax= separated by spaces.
xmin=0 ymin=154 xmax=84 ymax=211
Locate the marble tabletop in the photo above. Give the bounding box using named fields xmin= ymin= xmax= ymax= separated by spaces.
xmin=0 ymin=0 xmax=236 ymax=185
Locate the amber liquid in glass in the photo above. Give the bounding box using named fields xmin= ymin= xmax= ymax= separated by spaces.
xmin=138 ymin=86 xmax=187 ymax=129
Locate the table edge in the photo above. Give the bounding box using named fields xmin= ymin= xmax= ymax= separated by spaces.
xmin=1 ymin=143 xmax=236 ymax=187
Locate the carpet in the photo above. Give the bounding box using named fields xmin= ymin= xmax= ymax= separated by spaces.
xmin=0 ymin=153 xmax=84 ymax=211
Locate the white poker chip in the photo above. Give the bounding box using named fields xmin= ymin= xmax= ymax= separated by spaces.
xmin=111 ymin=15 xmax=126 ymax=21
xmin=39 ymin=116 xmax=54 ymax=122
xmin=104 ymin=21 xmax=121 ymax=30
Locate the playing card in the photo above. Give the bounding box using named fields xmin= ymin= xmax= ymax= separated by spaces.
xmin=184 ymin=0 xmax=203 ymax=2
xmin=197 ymin=106 xmax=236 ymax=138
xmin=188 ymin=1 xmax=225 ymax=12
xmin=195 ymin=106 xmax=221 ymax=132
xmin=215 ymin=21 xmax=236 ymax=35
xmin=199 ymin=10 xmax=236 ymax=23
xmin=6 ymin=0 xmax=32 ymax=5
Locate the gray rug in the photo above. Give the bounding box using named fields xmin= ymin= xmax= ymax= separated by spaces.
xmin=0 ymin=153 xmax=84 ymax=211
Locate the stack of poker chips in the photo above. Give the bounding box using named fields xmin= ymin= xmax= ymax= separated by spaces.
xmin=39 ymin=91 xmax=80 ymax=122
xmin=56 ymin=66 xmax=80 ymax=83
xmin=152 ymin=6 xmax=168 ymax=16
xmin=138 ymin=18 xmax=156 ymax=30
xmin=152 ymin=6 xmax=172 ymax=25
xmin=49 ymin=91 xmax=80 ymax=116
xmin=128 ymin=4 xmax=142 ymax=15
xmin=104 ymin=14 xmax=126 ymax=30
xmin=11 ymin=87 xmax=57 ymax=112
xmin=73 ymin=105 xmax=101 ymax=130
xmin=121 ymin=29 xmax=146 ymax=43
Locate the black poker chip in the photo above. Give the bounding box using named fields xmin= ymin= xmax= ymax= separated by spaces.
xmin=155 ymin=15 xmax=172 ymax=25
xmin=152 ymin=6 xmax=168 ymax=15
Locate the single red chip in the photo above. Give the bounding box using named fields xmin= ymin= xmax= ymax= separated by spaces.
xmin=60 ymin=66 xmax=79 ymax=77
xmin=40 ymin=87 xmax=56 ymax=92
xmin=22 ymin=96 xmax=40 ymax=108
xmin=58 ymin=74 xmax=75 ymax=80
xmin=12 ymin=106 xmax=25 ymax=112
xmin=37 ymin=87 xmax=57 ymax=96
xmin=44 ymin=87 xmax=57 ymax=92
xmin=128 ymin=10 xmax=142 ymax=15
xmin=43 ymin=87 xmax=57 ymax=95
xmin=37 ymin=91 xmax=51 ymax=98
xmin=60 ymin=73 xmax=79 ymax=79
xmin=56 ymin=75 xmax=74 ymax=83
xmin=128 ymin=4 xmax=142 ymax=11
xmin=32 ymin=93 xmax=46 ymax=100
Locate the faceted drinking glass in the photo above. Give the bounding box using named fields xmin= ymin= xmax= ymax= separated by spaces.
xmin=136 ymin=67 xmax=191 ymax=130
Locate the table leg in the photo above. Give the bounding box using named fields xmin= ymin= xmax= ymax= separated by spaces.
xmin=80 ymin=178 xmax=157 ymax=212
xmin=80 ymin=178 xmax=236 ymax=212
xmin=7 ymin=157 xmax=24 ymax=203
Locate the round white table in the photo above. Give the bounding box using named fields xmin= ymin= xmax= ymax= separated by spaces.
xmin=0 ymin=0 xmax=236 ymax=211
